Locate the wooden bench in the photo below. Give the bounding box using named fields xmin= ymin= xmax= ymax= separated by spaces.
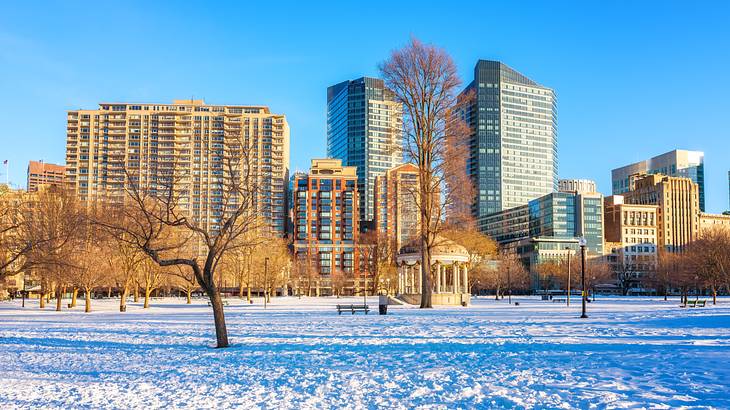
xmin=685 ymin=300 xmax=706 ymax=308
xmin=208 ymin=300 xmax=230 ymax=307
xmin=336 ymin=304 xmax=370 ymax=315
xmin=552 ymin=298 xmax=566 ymax=303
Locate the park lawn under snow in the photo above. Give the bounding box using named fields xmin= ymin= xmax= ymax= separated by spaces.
xmin=0 ymin=296 xmax=729 ymax=409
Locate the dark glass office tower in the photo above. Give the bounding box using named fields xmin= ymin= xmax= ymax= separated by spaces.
xmin=327 ymin=77 xmax=403 ymax=229
xmin=459 ymin=60 xmax=558 ymax=219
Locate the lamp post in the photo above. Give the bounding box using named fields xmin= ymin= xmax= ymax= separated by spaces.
xmin=565 ymin=246 xmax=572 ymax=307
xmin=579 ymin=237 xmax=588 ymax=319
xmin=264 ymin=257 xmax=269 ymax=310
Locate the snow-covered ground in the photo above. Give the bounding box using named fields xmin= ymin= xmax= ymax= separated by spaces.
xmin=1 ymin=295 xmax=729 ymax=409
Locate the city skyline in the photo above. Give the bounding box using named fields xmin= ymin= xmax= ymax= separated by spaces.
xmin=1 ymin=2 xmax=729 ymax=212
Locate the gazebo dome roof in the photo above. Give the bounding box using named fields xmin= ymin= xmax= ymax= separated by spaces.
xmin=398 ymin=236 xmax=469 ymax=257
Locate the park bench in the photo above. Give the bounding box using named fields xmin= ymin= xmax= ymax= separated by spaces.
xmin=685 ymin=300 xmax=706 ymax=308
xmin=552 ymin=298 xmax=566 ymax=303
xmin=336 ymin=304 xmax=370 ymax=315
xmin=208 ymin=300 xmax=230 ymax=307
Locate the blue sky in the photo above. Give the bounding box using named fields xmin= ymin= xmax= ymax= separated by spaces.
xmin=1 ymin=1 xmax=728 ymax=212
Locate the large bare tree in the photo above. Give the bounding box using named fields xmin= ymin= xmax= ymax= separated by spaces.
xmin=98 ymin=134 xmax=263 ymax=348
xmin=380 ymin=38 xmax=468 ymax=308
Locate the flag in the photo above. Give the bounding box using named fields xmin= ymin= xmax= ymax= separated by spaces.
xmin=2 ymin=160 xmax=6 ymax=165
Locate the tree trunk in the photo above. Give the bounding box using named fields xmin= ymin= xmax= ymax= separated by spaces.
xmin=120 ymin=285 xmax=129 ymax=312
xmin=107 ymin=286 xmax=112 ymax=298
xmin=238 ymin=281 xmax=245 ymax=300
xmin=247 ymin=285 xmax=251 ymax=302
xmin=143 ymin=288 xmax=151 ymax=308
xmin=205 ymin=285 xmax=229 ymax=348
xmin=420 ymin=240 xmax=432 ymax=308
xmin=495 ymin=284 xmax=501 ymax=300
xmin=84 ymin=290 xmax=91 ymax=313
xmin=55 ymin=286 xmax=64 ymax=312
xmin=133 ymin=286 xmax=139 ymax=302
xmin=71 ymin=288 xmax=79 ymax=308
xmin=712 ymin=286 xmax=717 ymax=305
xmin=39 ymin=290 xmax=46 ymax=309
xmin=186 ymin=288 xmax=192 ymax=304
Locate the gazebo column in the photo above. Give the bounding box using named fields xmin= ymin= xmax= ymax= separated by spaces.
xmin=436 ymin=264 xmax=442 ymax=294
xmin=416 ymin=263 xmax=422 ymax=294
xmin=405 ymin=265 xmax=410 ymax=293
xmin=463 ymin=265 xmax=469 ymax=293
xmin=398 ymin=265 xmax=403 ymax=294
xmin=408 ymin=265 xmax=415 ymax=293
xmin=454 ymin=263 xmax=460 ymax=294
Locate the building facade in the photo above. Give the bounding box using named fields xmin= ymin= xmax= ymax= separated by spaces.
xmin=65 ymin=100 xmax=290 ymax=235
xmin=292 ymin=159 xmax=360 ymax=296
xmin=558 ymin=179 xmax=597 ymax=194
xmin=27 ymin=161 xmax=65 ymax=192
xmin=699 ymin=212 xmax=730 ymax=234
xmin=374 ymin=163 xmax=419 ymax=256
xmin=458 ymin=60 xmax=558 ymax=218
xmin=603 ymin=195 xmax=659 ymax=291
xmin=326 ymin=77 xmax=403 ymax=229
xmin=479 ymin=189 xmax=603 ymax=289
xmin=622 ymin=174 xmax=699 ymax=251
xmin=611 ymin=149 xmax=705 ymax=211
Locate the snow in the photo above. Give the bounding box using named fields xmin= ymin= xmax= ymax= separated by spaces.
xmin=1 ymin=296 xmax=729 ymax=409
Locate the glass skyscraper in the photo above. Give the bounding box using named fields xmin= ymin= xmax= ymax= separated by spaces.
xmin=326 ymin=77 xmax=403 ymax=228
xmin=458 ymin=60 xmax=558 ymax=218
xmin=611 ymin=149 xmax=705 ymax=212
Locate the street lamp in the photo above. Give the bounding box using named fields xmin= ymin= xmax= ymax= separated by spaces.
xmin=565 ymin=246 xmax=571 ymax=307
xmin=579 ymin=237 xmax=588 ymax=319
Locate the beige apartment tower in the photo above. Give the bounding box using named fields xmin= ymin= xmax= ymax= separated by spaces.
xmin=374 ymin=163 xmax=420 ymax=255
xmin=623 ymin=174 xmax=699 ymax=251
xmin=65 ymin=99 xmax=290 ymax=235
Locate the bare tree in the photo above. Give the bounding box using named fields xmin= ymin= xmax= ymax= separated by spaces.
xmin=108 ymin=236 xmax=145 ymax=311
xmin=685 ymin=228 xmax=730 ymax=304
xmin=380 ymin=38 xmax=467 ymax=308
xmin=137 ymin=258 xmax=165 ymax=309
xmin=97 ymin=133 xmax=263 ymax=348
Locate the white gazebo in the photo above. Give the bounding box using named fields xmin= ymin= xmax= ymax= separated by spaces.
xmin=396 ymin=236 xmax=471 ymax=306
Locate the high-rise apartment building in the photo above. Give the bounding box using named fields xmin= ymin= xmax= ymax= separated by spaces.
xmin=26 ymin=160 xmax=65 ymax=192
xmin=65 ymin=100 xmax=290 ymax=235
xmin=292 ymin=159 xmax=360 ymax=295
xmin=326 ymin=77 xmax=403 ymax=229
xmin=612 ymin=149 xmax=705 ymax=211
xmin=458 ymin=60 xmax=558 ymax=218
xmin=623 ymin=174 xmax=699 ymax=251
xmin=374 ymin=163 xmax=419 ymax=255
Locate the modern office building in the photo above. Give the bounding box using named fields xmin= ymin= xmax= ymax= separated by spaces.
xmin=65 ymin=100 xmax=290 ymax=235
xmin=480 ymin=189 xmax=603 ymax=289
xmin=374 ymin=163 xmax=419 ymax=255
xmin=458 ymin=60 xmax=558 ymax=218
xmin=326 ymin=77 xmax=403 ymax=230
xmin=603 ymin=195 xmax=659 ymax=291
xmin=558 ymin=179 xmax=597 ymax=194
xmin=622 ymin=174 xmax=699 ymax=251
xmin=27 ymin=160 xmax=65 ymax=192
xmin=292 ymin=159 xmax=360 ymax=296
xmin=611 ymin=150 xmax=705 ymax=211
